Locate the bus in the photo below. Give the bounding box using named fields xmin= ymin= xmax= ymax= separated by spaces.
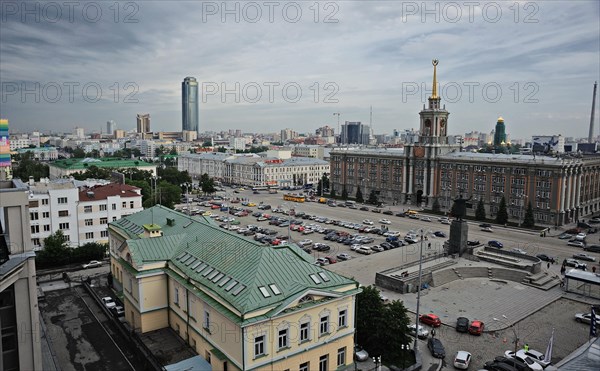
xmin=283 ymin=194 xmax=306 ymax=203
xmin=252 ymin=186 xmax=268 ymax=191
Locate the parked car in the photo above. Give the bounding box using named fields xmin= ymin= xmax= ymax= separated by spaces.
xmin=337 ymin=253 xmax=351 ymax=261
xmin=493 ymin=356 xmax=529 ymax=371
xmin=567 ymin=239 xmax=585 ymax=248
xmin=519 ymin=349 xmax=551 ymax=368
xmin=370 ymin=245 xmax=385 ymax=253
xmin=488 ymin=240 xmax=504 ymax=248
xmin=504 ymin=350 xmax=543 ymax=370
xmin=362 ymin=219 xmax=374 ymax=225
xmin=111 ymin=305 xmax=125 ymax=317
xmin=564 ymin=258 xmax=587 ymax=270
xmin=484 ymin=360 xmax=523 ymax=371
xmin=558 ymin=233 xmax=573 ymax=239
xmin=584 ymin=244 xmax=600 ymax=253
xmin=82 ymin=260 xmax=102 ymax=269
xmin=101 ymin=297 xmax=116 ymax=309
xmin=420 ymin=216 xmax=432 ymax=222
xmin=511 ymin=248 xmax=527 ymax=255
xmin=420 ymin=313 xmax=442 ymax=327
xmin=433 ymin=231 xmax=447 ymax=238
xmin=383 ymin=210 xmax=394 ymax=215
xmin=575 ymin=232 xmax=587 ymax=240
xmin=298 ymin=239 xmax=313 ymax=246
xmin=481 ymin=227 xmax=494 ymax=232
xmin=315 ymin=258 xmax=329 ymax=266
xmin=408 ymin=324 xmax=429 ymax=339
xmin=379 ymin=219 xmax=391 ymax=224
xmin=468 ymin=320 xmax=484 ymax=335
xmin=427 ymin=338 xmax=445 ymax=358
xmin=467 ymin=240 xmax=480 ymax=246
xmin=479 ymin=223 xmax=492 ymax=228
xmin=572 ymin=253 xmax=597 ymax=262
xmin=575 ymin=312 xmax=600 ymax=327
xmin=455 ymin=317 xmax=469 ymax=332
xmin=356 ymin=246 xmax=373 ymax=255
xmin=360 ymin=206 xmax=369 ymax=211
xmin=354 ymin=345 xmax=369 ymax=361
xmin=536 ymin=254 xmax=556 ymax=263
xmin=453 ymin=351 xmax=472 ymax=370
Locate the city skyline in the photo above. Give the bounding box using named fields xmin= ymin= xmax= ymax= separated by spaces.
xmin=1 ymin=1 xmax=599 ymax=138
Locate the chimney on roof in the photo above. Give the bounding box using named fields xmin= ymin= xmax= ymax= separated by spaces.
xmin=166 ymin=218 xmax=175 ymax=226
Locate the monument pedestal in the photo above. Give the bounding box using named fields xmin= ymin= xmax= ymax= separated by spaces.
xmin=448 ymin=219 xmax=468 ymax=256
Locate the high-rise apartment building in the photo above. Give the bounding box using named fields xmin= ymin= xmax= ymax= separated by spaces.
xmin=316 ymin=125 xmax=335 ymax=137
xmin=340 ymin=121 xmax=371 ymax=145
xmin=182 ymin=77 xmax=199 ymax=135
xmin=280 ymin=128 xmax=298 ymax=142
xmin=136 ymin=114 xmax=151 ymax=134
xmin=0 ymin=119 xmax=10 ymax=180
xmin=106 ymin=120 xmax=116 ymax=135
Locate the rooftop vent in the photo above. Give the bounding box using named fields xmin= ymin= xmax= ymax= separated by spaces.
xmin=166 ymin=218 xmax=175 ymax=226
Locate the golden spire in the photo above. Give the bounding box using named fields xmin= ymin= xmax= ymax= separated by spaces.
xmin=431 ymin=59 xmax=439 ymax=99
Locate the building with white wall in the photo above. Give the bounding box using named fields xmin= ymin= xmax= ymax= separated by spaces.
xmin=48 ymin=158 xmax=157 ymax=179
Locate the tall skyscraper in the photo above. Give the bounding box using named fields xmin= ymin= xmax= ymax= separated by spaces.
xmin=137 ymin=114 xmax=151 ymax=133
xmin=0 ymin=119 xmax=11 ymax=180
xmin=494 ymin=117 xmax=506 ymax=146
xmin=340 ymin=121 xmax=371 ymax=144
xmin=106 ymin=120 xmax=116 ymax=135
xmin=182 ymin=77 xmax=199 ymax=135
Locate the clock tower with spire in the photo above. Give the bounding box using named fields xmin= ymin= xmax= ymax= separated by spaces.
xmin=403 ymin=60 xmax=460 ymax=207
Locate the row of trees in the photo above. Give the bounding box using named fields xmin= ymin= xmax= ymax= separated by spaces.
xmin=36 ymin=230 xmax=106 ymax=269
xmin=456 ymin=196 xmax=535 ymax=228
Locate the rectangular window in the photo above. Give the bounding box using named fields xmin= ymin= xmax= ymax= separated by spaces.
xmin=30 ymin=225 xmax=40 ymax=234
xmin=30 ymin=212 xmax=39 ymax=220
xmin=100 ymin=217 xmax=108 ymax=225
xmin=100 ymin=230 xmax=108 ymax=238
xmin=130 ymin=201 xmax=134 ymax=208
xmin=122 ymin=201 xmax=127 ymax=208
xmin=319 ymin=355 xmax=328 ymax=371
xmin=32 ymin=238 xmax=41 ymax=246
xmin=112 ymin=216 xmax=117 ymax=221
xmin=338 ymin=309 xmax=347 ymax=328
xmin=42 ymin=211 xmax=50 ymax=218
xmin=58 ymin=210 xmax=69 ymax=217
xmin=85 ymin=219 xmax=93 ymax=226
xmin=84 ymin=205 xmax=92 ymax=213
xmin=59 ymin=223 xmax=69 ymax=230
xmin=299 ymin=362 xmax=309 ymax=371
xmin=278 ymin=329 xmax=288 ymax=350
xmin=254 ymin=335 xmax=265 ymax=357
xmin=100 ymin=204 xmax=107 ymax=211
xmin=58 ymin=197 xmax=67 ymax=204
xmin=174 ymin=287 xmax=179 ymax=306
xmin=320 ymin=315 xmax=329 ymax=336
xmin=43 ymin=224 xmax=50 ymax=232
xmin=337 ymin=347 xmax=346 ymax=367
xmin=42 ymin=199 xmax=49 ymax=205
xmin=300 ymin=322 xmax=310 ymax=342
xmin=85 ymin=232 xmax=94 ymax=239
xmin=204 ymin=310 xmax=210 ymax=330
xmin=112 ymin=204 xmax=117 ymax=210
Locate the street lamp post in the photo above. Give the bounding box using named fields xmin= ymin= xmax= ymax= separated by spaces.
xmin=333 ymin=112 xmax=341 ymax=145
xmin=372 ymin=356 xmax=381 ymax=371
xmin=401 ymin=344 xmax=410 ymax=369
xmin=494 ymin=316 xmax=519 ymax=368
xmin=413 ymin=229 xmax=430 ymax=351
xmin=514 ymin=193 xmax=528 ymax=227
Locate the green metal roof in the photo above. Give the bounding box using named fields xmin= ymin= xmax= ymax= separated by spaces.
xmin=49 ymin=157 xmax=155 ymax=169
xmin=110 ymin=206 xmax=358 ymax=322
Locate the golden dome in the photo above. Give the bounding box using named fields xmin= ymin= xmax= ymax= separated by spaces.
xmin=497 ymin=116 xmax=504 ymax=122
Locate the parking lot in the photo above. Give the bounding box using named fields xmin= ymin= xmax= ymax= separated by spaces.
xmin=178 ymin=187 xmax=600 ymax=369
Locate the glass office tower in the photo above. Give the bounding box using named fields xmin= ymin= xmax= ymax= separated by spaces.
xmin=182 ymin=77 xmax=199 ymax=134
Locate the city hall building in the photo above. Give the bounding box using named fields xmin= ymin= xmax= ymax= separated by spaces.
xmin=108 ymin=206 xmax=360 ymax=371
xmin=330 ymin=61 xmax=600 ymax=226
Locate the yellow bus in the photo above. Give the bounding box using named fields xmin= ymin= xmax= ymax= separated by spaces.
xmin=405 ymin=209 xmax=419 ymax=215
xmin=283 ymin=194 xmax=306 ymax=203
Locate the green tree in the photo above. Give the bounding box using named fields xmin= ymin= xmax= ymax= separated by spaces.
xmin=475 ymin=199 xmax=486 ymax=221
xmin=126 ymin=179 xmax=152 ymax=202
xmin=522 ymin=201 xmax=535 ymax=228
xmin=202 ymin=140 xmax=212 ymax=147
xmin=330 ymin=188 xmax=336 ymax=199
xmin=496 ymin=196 xmax=509 ymax=225
xmin=144 ymin=181 xmax=182 ymax=209
xmin=169 ymin=147 xmax=178 ymax=155
xmin=432 ymin=198 xmax=441 ymax=213
xmin=200 ymin=173 xmax=216 ymax=195
xmin=341 ymin=187 xmax=348 ymax=200
xmin=379 ymin=300 xmax=412 ymax=365
xmin=72 ymin=148 xmax=86 ymax=158
xmin=155 ymin=145 xmax=166 ymax=157
xmin=157 ymin=167 xmax=191 ymax=185
xmin=12 ymin=152 xmax=49 ymax=181
xmin=356 ymin=286 xmax=384 ymax=351
xmin=355 ymin=186 xmax=364 ymax=203
xmin=367 ymin=190 xmax=378 ymax=205
xmin=71 ymin=165 xmax=112 ymax=180
xmin=36 ymin=230 xmax=71 ymax=267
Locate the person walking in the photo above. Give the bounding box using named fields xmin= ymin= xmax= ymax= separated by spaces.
xmin=524 ymin=344 xmax=529 ymax=352
xmin=547 ymin=262 xmax=551 ymax=269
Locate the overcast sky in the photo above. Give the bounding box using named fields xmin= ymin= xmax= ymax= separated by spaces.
xmin=1 ymin=1 xmax=599 ymax=139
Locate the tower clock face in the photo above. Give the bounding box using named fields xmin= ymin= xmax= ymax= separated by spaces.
xmin=414 ymin=146 xmax=425 ymax=158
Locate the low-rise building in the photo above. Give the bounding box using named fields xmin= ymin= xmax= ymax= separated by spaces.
xmin=109 ymin=205 xmax=360 ymax=371
xmin=17 ymin=146 xmax=59 ymax=161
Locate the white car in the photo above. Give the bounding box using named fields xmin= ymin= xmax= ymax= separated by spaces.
xmin=511 ymin=248 xmax=527 ymax=255
xmin=575 ymin=312 xmax=600 ymax=327
xmin=82 ymin=260 xmax=102 ymax=269
xmin=298 ymin=239 xmax=313 ymax=246
xmin=441 ymin=219 xmax=451 ymax=225
xmin=575 ymin=232 xmax=587 ymax=241
xmin=379 ymin=219 xmax=391 ymax=225
xmin=481 ymin=227 xmax=493 ymax=233
xmin=362 ymin=219 xmax=374 ymax=225
xmin=370 ymin=245 xmax=385 ymax=253
xmin=408 ymin=324 xmax=429 ymax=339
xmin=567 ymin=240 xmax=585 ymax=248
xmin=337 ymin=253 xmax=352 ymax=261
xmin=302 ymin=229 xmax=315 ymax=235
xmin=350 ymin=244 xmax=362 ymax=251
xmin=453 ymin=351 xmax=472 ymax=370
xmin=420 ymin=216 xmax=432 ymax=222
xmin=520 ymin=349 xmax=551 ymax=368
xmin=504 ymin=350 xmax=543 ymax=371
xmin=101 ymin=297 xmax=116 ymax=309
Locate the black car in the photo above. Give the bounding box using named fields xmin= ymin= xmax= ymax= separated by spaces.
xmin=252 ymin=211 xmax=262 ymax=217
xmin=380 ymin=242 xmax=394 ymax=250
xmin=484 ymin=361 xmax=519 ymax=371
xmin=427 ymin=338 xmax=445 ymax=358
xmin=383 ymin=210 xmax=394 ymax=215
xmin=433 ymin=231 xmax=447 ymax=238
xmin=360 ymin=206 xmax=369 ymax=211
xmin=493 ymin=356 xmax=528 ymax=371
xmin=456 ymin=317 xmax=469 ymax=332
xmin=536 ymin=254 xmax=556 ymax=263
xmin=467 ymin=240 xmax=480 ymax=246
xmin=395 ymin=212 xmax=406 ymax=217
xmin=479 ymin=223 xmax=492 ymax=228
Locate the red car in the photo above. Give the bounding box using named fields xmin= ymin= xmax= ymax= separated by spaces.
xmin=419 ymin=314 xmax=442 ymax=327
xmin=468 ymin=320 xmax=484 ymax=335
xmin=211 ymin=204 xmax=220 ymax=209
xmin=324 ymin=256 xmax=337 ymax=264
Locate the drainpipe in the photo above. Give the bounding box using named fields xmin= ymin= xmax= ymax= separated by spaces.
xmin=186 ymin=278 xmax=191 ymax=344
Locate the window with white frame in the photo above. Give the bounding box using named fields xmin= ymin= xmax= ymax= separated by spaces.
xmin=174 ymin=287 xmax=179 ymax=306
xmin=338 ymin=309 xmax=347 ymax=328
xmin=59 ymin=222 xmax=69 ymax=230
xmin=58 ymin=197 xmax=67 ymax=204
xmin=300 ymin=321 xmax=310 ymax=342
xmin=203 ymin=309 xmax=210 ymax=330
xmin=320 ymin=315 xmax=329 ymax=336
xmin=337 ymin=347 xmax=346 ymax=367
xmin=100 ymin=230 xmax=108 ymax=238
xmin=85 ymin=219 xmax=93 ymax=226
xmin=100 ymin=204 xmax=107 ymax=211
xmin=84 ymin=205 xmax=92 ymax=213
xmin=278 ymin=328 xmax=288 ymax=350
xmin=254 ymin=335 xmax=265 ymax=357
xmin=85 ymin=232 xmax=94 ymax=239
